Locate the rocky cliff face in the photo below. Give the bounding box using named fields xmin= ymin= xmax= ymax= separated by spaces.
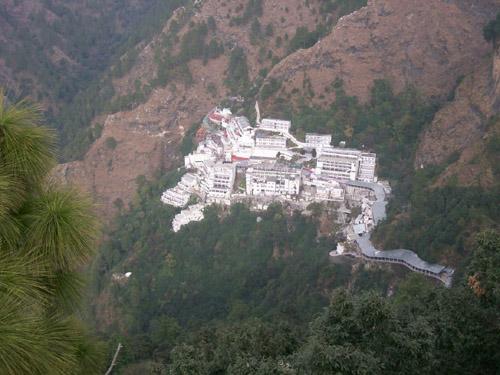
xmin=264 ymin=0 xmax=497 ymax=106
xmin=415 ymin=45 xmax=500 ymax=187
xmin=57 ymin=0 xmax=499 ymax=219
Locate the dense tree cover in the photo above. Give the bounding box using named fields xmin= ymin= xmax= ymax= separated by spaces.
xmin=156 ymin=20 xmax=225 ymax=88
xmin=0 ymin=93 xmax=103 ymax=374
xmin=287 ymin=25 xmax=328 ymax=54
xmin=319 ymin=0 xmax=368 ymax=15
xmin=287 ymin=1 xmax=367 ymax=54
xmin=163 ymin=231 xmax=500 ymax=374
xmin=92 ymin=170 xmax=407 ymax=371
xmin=373 ymin=178 xmax=499 ymax=264
xmin=225 ymin=47 xmax=251 ymax=94
xmin=260 ymin=78 xmax=282 ymax=101
xmin=230 ymin=0 xmax=263 ymax=26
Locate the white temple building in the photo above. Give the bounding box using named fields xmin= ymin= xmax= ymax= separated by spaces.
xmin=259 ymin=118 xmax=291 ymax=133
xmin=162 ymin=106 xmax=378 ymax=230
xmin=358 ymin=153 xmax=377 ymax=182
xmin=305 ymin=133 xmax=332 ymax=147
xmin=246 ymin=163 xmax=301 ymax=197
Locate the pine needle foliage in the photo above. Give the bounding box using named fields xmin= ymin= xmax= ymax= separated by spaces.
xmin=0 ymin=91 xmax=104 ymax=374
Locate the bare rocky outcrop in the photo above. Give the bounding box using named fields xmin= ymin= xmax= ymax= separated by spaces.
xmin=264 ymin=0 xmax=498 ymax=105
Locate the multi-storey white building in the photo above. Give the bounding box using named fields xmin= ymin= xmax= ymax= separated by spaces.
xmin=160 ymin=173 xmax=199 ymax=207
xmin=201 ymin=162 xmax=236 ymax=198
xmin=316 ymin=147 xmax=361 ymax=181
xmin=313 ymin=178 xmax=345 ymax=201
xmin=305 ymin=133 xmax=332 ymax=147
xmin=246 ymin=163 xmax=301 ymax=196
xmin=161 ymin=188 xmax=190 ymax=207
xmin=357 ymin=153 xmax=376 ymax=182
xmin=255 ymin=131 xmax=287 ymax=149
xmin=259 ymin=118 xmax=291 ymax=133
xmin=185 ymin=152 xmax=216 ymax=169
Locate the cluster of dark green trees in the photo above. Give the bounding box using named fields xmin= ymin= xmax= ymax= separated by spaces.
xmin=483 ymin=12 xmax=500 ymax=45
xmin=287 ymin=0 xmax=367 ymax=54
xmin=0 ymin=92 xmax=103 ymax=374
xmin=155 ymin=19 xmax=225 ymax=88
xmin=165 ymin=230 xmax=500 ymax=374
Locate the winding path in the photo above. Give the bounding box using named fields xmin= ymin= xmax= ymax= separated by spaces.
xmin=342 ymin=181 xmax=454 ymax=287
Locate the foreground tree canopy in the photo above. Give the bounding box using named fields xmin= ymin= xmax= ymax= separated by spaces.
xmin=163 ymin=231 xmax=500 ymax=374
xmin=0 ymin=92 xmax=103 ymax=374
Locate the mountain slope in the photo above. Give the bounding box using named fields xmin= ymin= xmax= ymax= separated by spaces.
xmin=263 ymin=0 xmax=497 ymax=107
xmin=56 ymin=0 xmax=344 ymax=218
xmin=56 ymin=0 xmax=499 ymax=220
xmin=416 ymin=46 xmax=500 ymax=187
xmin=0 ymin=0 xmax=184 ymax=112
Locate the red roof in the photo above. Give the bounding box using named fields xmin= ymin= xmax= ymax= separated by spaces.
xmin=209 ymin=113 xmax=223 ymax=122
xmin=232 ymin=155 xmax=250 ymax=161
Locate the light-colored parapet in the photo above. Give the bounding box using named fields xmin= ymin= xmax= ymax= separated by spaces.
xmin=343 ymin=181 xmax=455 ymax=287
xmin=355 ymin=234 xmax=454 ymax=287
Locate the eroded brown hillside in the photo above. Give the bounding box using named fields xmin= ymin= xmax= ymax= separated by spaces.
xmin=416 ymin=46 xmax=500 ymax=187
xmin=264 ymin=0 xmax=497 ymax=107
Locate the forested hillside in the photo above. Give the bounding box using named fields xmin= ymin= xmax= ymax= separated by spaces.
xmin=0 ymin=0 xmax=186 ymax=155
xmin=162 ymin=231 xmax=500 ymax=375
xmin=90 ymin=170 xmax=409 ymax=372
xmin=91 ymin=171 xmax=500 ymax=372
xmin=0 ymin=0 xmax=184 ymax=109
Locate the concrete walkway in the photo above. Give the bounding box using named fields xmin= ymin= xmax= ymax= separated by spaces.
xmin=342 ymin=181 xmax=454 ymax=287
